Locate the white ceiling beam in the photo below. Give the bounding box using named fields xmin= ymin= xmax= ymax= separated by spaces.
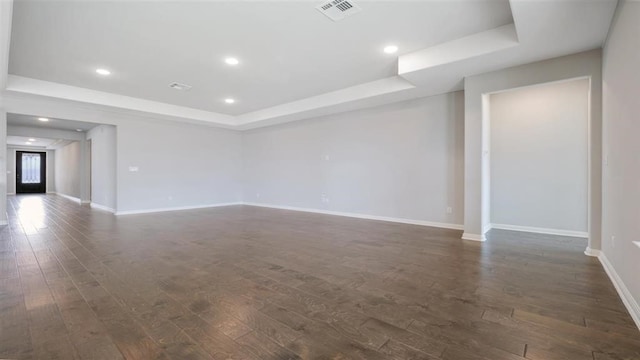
xmin=8 ymin=125 xmax=84 ymax=141
xmin=6 ymin=75 xmax=236 ymax=127
xmin=398 ymin=24 xmax=519 ymax=75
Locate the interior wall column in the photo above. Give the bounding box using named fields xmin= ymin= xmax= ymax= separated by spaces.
xmin=79 ymin=136 xmax=90 ymax=204
xmin=462 ymin=78 xmax=486 ymax=241
xmin=0 ymin=109 xmax=7 ymax=225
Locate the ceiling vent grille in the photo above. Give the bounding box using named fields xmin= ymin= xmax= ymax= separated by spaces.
xmin=169 ymin=82 xmax=192 ymax=91
xmin=316 ymin=0 xmax=361 ymax=22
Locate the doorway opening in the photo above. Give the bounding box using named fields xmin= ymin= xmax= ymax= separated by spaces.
xmin=485 ymin=78 xmax=591 ymax=240
xmin=16 ymin=151 xmax=47 ymax=193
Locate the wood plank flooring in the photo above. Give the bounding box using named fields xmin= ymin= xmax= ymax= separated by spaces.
xmin=1 ymin=194 xmax=638 ymax=359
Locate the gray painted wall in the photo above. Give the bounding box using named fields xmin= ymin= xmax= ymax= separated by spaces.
xmin=55 ymin=141 xmax=81 ymax=199
xmin=87 ymin=125 xmax=116 ymax=210
xmin=116 ymin=119 xmax=243 ymax=212
xmin=490 ymin=79 xmax=589 ymax=232
xmin=242 ymin=92 xmax=465 ymax=226
xmin=602 ymin=0 xmax=640 ymax=320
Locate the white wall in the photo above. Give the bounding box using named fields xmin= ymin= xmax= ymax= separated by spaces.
xmin=243 ymin=92 xmax=465 ymax=227
xmin=464 ymin=49 xmax=602 ymax=245
xmin=116 ymin=119 xmax=242 ymax=213
xmin=87 ymin=125 xmax=116 ymax=211
xmin=54 ymin=141 xmax=81 ymax=199
xmin=602 ymin=0 xmax=640 ymax=325
xmin=490 ymin=79 xmax=589 ymax=233
xmin=7 ymin=147 xmax=55 ymax=194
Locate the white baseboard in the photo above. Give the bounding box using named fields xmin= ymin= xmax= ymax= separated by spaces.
xmin=115 ymin=202 xmax=243 ymax=216
xmin=584 ymin=246 xmax=601 ymax=257
xmin=461 ymin=232 xmax=486 ymax=242
xmin=6 ymin=193 xmax=15 ymax=196
xmin=598 ymin=252 xmax=640 ymax=331
xmin=90 ymin=202 xmax=115 ymax=213
xmin=54 ymin=192 xmax=82 ymax=204
xmin=490 ymin=223 xmax=588 ymax=238
xmin=243 ymin=202 xmax=464 ymax=231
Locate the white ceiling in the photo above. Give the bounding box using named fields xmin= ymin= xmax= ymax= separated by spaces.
xmin=2 ymin=0 xmax=618 ymax=130
xmin=9 ymin=0 xmax=513 ymax=115
xmin=7 ymin=113 xmax=97 ymax=132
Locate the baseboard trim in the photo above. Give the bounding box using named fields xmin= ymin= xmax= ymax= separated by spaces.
xmin=461 ymin=232 xmax=486 ymax=242
xmin=6 ymin=193 xmax=15 ymax=196
xmin=243 ymin=202 xmax=464 ymax=231
xmin=584 ymin=247 xmax=601 ymax=257
xmin=490 ymin=223 xmax=588 ymax=238
xmin=115 ymin=202 xmax=243 ymax=216
xmin=90 ymin=202 xmax=115 ymax=214
xmin=598 ymin=251 xmax=640 ymax=331
xmin=54 ymin=192 xmax=82 ymax=204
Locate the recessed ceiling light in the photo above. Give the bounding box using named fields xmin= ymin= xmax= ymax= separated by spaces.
xmin=25 ymin=142 xmax=32 ymax=145
xmin=96 ymin=68 xmax=111 ymax=76
xmin=76 ymin=129 xmax=83 ymax=132
xmin=224 ymin=98 xmax=236 ymax=104
xmin=38 ymin=117 xmax=49 ymax=122
xmin=28 ymin=138 xmax=36 ymax=142
xmin=383 ymin=45 xmax=399 ymax=54
xmin=224 ymin=57 xmax=240 ymax=66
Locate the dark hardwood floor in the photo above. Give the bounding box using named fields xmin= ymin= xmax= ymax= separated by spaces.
xmin=1 ymin=194 xmax=638 ymax=359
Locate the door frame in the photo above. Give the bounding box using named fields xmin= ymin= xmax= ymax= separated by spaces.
xmin=16 ymin=151 xmax=47 ymax=194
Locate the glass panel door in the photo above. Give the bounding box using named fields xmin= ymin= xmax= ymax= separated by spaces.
xmin=16 ymin=151 xmax=46 ymax=194
xmin=21 ymin=153 xmax=42 ymax=184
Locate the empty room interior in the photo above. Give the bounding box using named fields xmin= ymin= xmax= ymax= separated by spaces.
xmin=1 ymin=0 xmax=639 ymax=359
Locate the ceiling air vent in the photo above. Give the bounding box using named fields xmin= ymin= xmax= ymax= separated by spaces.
xmin=316 ymin=0 xmax=361 ymax=22
xmin=169 ymin=82 xmax=192 ymax=91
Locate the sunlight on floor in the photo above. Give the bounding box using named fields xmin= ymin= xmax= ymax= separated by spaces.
xmin=16 ymin=195 xmax=48 ymax=233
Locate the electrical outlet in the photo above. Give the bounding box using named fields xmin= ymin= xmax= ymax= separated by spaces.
xmin=446 ymin=207 xmax=452 ymax=214
xmin=611 ymin=235 xmax=616 ymax=248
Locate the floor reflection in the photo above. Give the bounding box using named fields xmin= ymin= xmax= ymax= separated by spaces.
xmin=15 ymin=195 xmax=48 ymax=233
